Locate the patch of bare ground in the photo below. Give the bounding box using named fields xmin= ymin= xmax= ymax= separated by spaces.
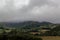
xmin=40 ymin=36 xmax=60 ymax=40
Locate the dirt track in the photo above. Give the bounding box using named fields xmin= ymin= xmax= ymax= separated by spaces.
xmin=40 ymin=36 xmax=60 ymax=40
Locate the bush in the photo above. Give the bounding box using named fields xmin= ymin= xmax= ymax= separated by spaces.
xmin=0 ymin=28 xmax=42 ymax=40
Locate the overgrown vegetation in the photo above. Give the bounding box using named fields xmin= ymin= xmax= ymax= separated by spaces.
xmin=0 ymin=28 xmax=42 ymax=40
xmin=0 ymin=21 xmax=60 ymax=40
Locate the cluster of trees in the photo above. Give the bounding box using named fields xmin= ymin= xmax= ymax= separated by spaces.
xmin=0 ymin=28 xmax=42 ymax=40
xmin=0 ymin=35 xmax=42 ymax=40
xmin=39 ymin=25 xmax=60 ymax=36
xmin=0 ymin=21 xmax=60 ymax=40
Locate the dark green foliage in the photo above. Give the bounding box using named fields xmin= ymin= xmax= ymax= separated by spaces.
xmin=42 ymin=25 xmax=60 ymax=36
xmin=0 ymin=27 xmax=4 ymax=29
xmin=51 ymin=25 xmax=60 ymax=31
xmin=0 ymin=29 xmax=42 ymax=40
xmin=0 ymin=21 xmax=60 ymax=37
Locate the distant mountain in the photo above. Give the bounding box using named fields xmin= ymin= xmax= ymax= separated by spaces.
xmin=39 ymin=21 xmax=52 ymax=26
xmin=0 ymin=21 xmax=53 ymax=28
xmin=1 ymin=21 xmax=40 ymax=28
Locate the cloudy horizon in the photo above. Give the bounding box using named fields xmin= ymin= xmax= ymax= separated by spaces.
xmin=0 ymin=0 xmax=60 ymax=23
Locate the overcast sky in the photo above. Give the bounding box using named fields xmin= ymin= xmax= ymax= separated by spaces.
xmin=0 ymin=0 xmax=60 ymax=23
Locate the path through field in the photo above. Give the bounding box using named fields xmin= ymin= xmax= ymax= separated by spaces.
xmin=41 ymin=36 xmax=60 ymax=40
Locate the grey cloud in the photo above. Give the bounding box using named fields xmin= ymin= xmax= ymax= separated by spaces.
xmin=0 ymin=0 xmax=60 ymax=23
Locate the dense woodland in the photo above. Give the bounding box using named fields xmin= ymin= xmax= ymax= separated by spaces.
xmin=0 ymin=27 xmax=42 ymax=40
